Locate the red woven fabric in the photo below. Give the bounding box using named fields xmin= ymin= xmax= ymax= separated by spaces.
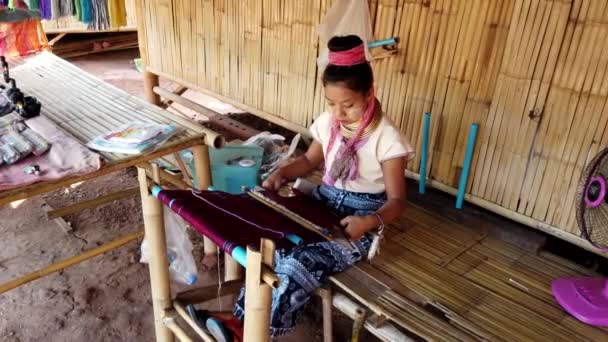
xmin=155 ymin=189 xmax=329 ymax=253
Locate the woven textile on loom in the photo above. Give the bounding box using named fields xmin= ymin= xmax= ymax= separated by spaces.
xmin=153 ymin=189 xmax=348 ymax=254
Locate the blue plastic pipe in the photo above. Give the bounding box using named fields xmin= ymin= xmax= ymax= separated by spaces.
xmin=367 ymin=37 xmax=399 ymax=49
xmin=456 ymin=123 xmax=479 ymax=209
xmin=419 ymin=112 xmax=431 ymax=194
xmin=152 ymin=185 xmax=163 ymax=198
xmin=286 ymin=234 xmax=304 ymax=246
xmin=230 ymin=246 xmax=248 ymax=267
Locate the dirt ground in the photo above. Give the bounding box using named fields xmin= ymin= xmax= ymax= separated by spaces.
xmin=0 ymin=49 xmax=338 ymax=342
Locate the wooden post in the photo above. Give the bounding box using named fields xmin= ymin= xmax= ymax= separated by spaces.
xmin=138 ymin=166 xmax=174 ymax=342
xmin=244 ymin=239 xmax=275 ymax=342
xmin=144 ymin=71 xmax=162 ymax=106
xmin=163 ymin=315 xmax=193 ymax=342
xmin=319 ymin=287 xmax=333 ymax=342
xmin=351 ymin=308 xmax=366 ymax=342
xmin=225 ymin=255 xmax=243 ymax=282
xmin=137 ymin=0 xmax=161 ymax=109
xmin=46 ymin=187 xmax=140 ymax=219
xmin=191 ymin=145 xmax=213 ymax=189
xmin=192 ymin=145 xmax=218 ymax=257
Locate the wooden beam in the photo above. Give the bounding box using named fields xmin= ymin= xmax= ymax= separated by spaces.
xmin=161 ymin=86 xmax=188 ymax=108
xmin=171 ymin=153 xmax=194 ymax=187
xmin=154 ymin=86 xmax=218 ymax=119
xmin=0 ymin=230 xmax=144 ymax=294
xmin=137 ymin=163 xmax=191 ymax=190
xmin=0 ymin=135 xmax=208 ymax=206
xmin=43 ymin=27 xmax=137 ymax=34
xmin=147 ymin=67 xmax=311 ymax=137
xmin=46 ymin=187 xmax=140 ymax=219
xmin=175 ymin=279 xmax=243 ymax=304
xmin=173 ymin=301 xmax=216 ymax=342
xmin=42 ymin=202 xmax=73 ymax=233
xmin=155 ymin=86 xmax=261 ymax=140
xmin=48 ymin=33 xmax=67 ymax=47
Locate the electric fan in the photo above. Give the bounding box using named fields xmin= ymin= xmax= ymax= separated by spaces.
xmin=551 ymin=148 xmax=608 ymax=326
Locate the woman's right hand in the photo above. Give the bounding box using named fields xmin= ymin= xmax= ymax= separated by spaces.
xmin=262 ymin=169 xmax=286 ymax=191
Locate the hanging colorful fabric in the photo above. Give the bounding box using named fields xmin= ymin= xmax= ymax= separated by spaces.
xmin=25 ymin=0 xmax=39 ymax=10
xmin=107 ymin=0 xmax=125 ymax=28
xmin=74 ymin=0 xmax=81 ymax=20
xmin=88 ymin=0 xmax=109 ymax=31
xmin=5 ymin=0 xmax=32 ymax=9
xmin=0 ymin=8 xmax=48 ymax=57
xmin=59 ymin=0 xmax=72 ymax=17
xmin=38 ymin=0 xmax=51 ymax=19
xmin=50 ymin=0 xmax=60 ymax=19
xmin=80 ymin=0 xmax=92 ymax=23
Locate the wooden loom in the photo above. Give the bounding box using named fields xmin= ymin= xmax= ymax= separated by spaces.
xmin=244 ymin=187 xmax=357 ymax=250
xmin=139 ymin=164 xmax=281 ymax=342
xmin=137 ymin=70 xmax=338 ymax=342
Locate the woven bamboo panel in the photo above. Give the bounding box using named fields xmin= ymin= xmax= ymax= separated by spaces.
xmin=41 ymin=0 xmax=137 ymax=34
xmin=330 ymin=201 xmax=608 ymax=341
xmin=0 ymin=51 xmax=214 ymax=205
xmin=10 ymin=51 xmax=204 ymax=162
xmin=136 ymin=0 xmax=608 ymax=243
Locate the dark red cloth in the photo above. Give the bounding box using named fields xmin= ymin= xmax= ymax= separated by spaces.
xmin=155 ymin=189 xmax=327 ymax=253
xmin=262 ymin=189 xmax=344 ymax=233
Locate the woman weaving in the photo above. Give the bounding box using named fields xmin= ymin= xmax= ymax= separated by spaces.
xmin=233 ymin=35 xmax=414 ymax=337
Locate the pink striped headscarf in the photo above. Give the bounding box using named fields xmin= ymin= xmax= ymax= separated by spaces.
xmin=328 ymin=44 xmax=367 ymax=66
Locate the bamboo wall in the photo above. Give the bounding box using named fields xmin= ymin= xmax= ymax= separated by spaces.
xmin=135 ymin=0 xmax=608 ymax=249
xmin=42 ymin=0 xmax=136 ymax=33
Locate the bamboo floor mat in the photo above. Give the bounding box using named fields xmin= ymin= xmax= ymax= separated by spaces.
xmin=331 ymin=201 xmax=608 ymax=341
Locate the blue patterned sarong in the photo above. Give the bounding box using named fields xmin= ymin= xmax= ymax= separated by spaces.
xmin=233 ymin=184 xmax=386 ymax=337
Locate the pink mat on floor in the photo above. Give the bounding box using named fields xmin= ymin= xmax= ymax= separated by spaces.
xmin=0 ymin=116 xmax=101 ymax=191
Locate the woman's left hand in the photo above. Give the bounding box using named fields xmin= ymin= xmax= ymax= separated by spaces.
xmin=340 ymin=215 xmax=374 ymax=241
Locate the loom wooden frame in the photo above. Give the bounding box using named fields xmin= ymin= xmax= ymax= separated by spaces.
xmin=141 ymin=70 xmax=338 ymax=342
xmin=137 ymin=159 xmax=275 ymax=342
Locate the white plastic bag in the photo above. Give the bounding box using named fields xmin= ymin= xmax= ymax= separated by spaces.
xmin=242 ymin=132 xmax=303 ymax=180
xmin=316 ymin=0 xmax=375 ymax=70
xmin=140 ymin=206 xmax=198 ymax=285
xmin=242 ymin=131 xmax=284 ymax=178
xmin=242 ymin=131 xmax=285 ymax=155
